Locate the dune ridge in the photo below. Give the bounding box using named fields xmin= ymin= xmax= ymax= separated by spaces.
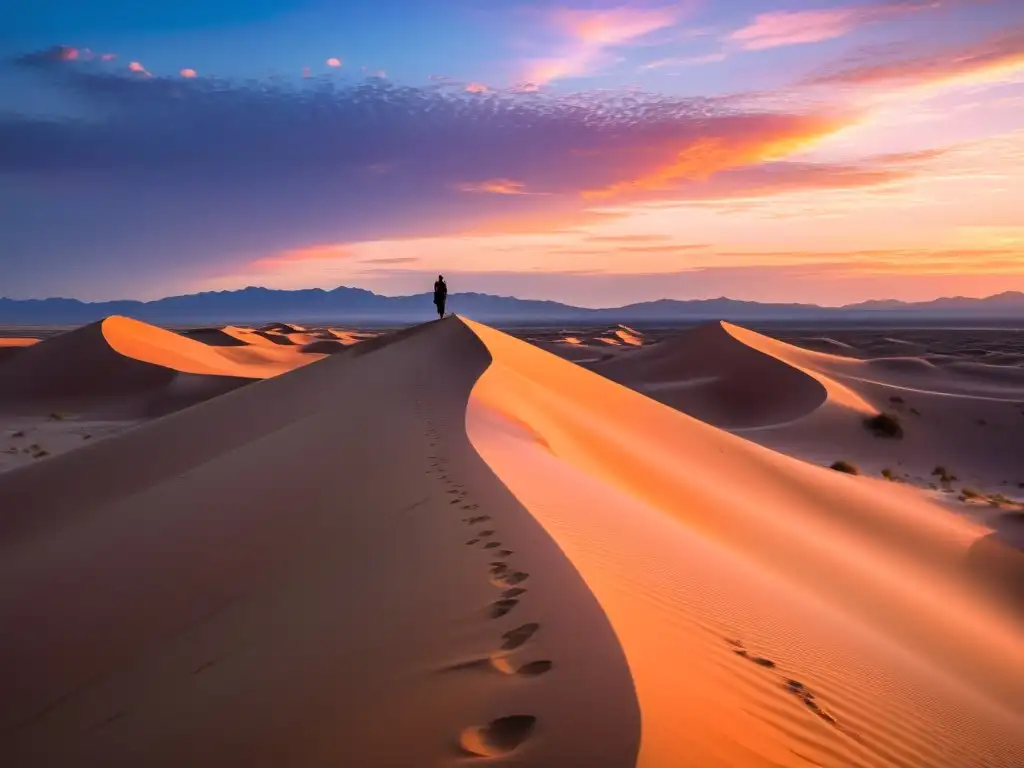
xmin=0 ymin=316 xmax=326 ymax=418
xmin=0 ymin=317 xmax=638 ymax=767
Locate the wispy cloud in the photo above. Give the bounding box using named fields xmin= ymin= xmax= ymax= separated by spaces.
xmin=457 ymin=179 xmax=532 ymax=195
xmin=524 ymin=3 xmax=688 ymax=84
xmin=640 ymin=52 xmax=726 ymax=70
xmin=730 ymin=1 xmax=938 ymax=51
xmin=807 ymin=26 xmax=1024 ymax=90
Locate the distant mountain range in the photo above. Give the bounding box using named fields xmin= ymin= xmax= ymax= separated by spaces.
xmin=2 ymin=287 xmax=1024 ymax=326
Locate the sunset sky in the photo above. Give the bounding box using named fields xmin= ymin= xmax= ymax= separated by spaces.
xmin=2 ymin=0 xmax=1023 ymax=306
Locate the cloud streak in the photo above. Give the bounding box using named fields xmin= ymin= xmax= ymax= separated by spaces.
xmin=730 ymin=1 xmax=939 ymax=51
xmin=524 ymin=3 xmax=687 ymax=84
xmin=807 ymin=26 xmax=1024 ymax=89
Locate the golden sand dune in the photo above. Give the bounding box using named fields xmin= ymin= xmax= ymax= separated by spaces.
xmin=0 ymin=316 xmax=322 ymax=418
xmin=0 ymin=317 xmax=1020 ymax=767
xmin=0 ymin=338 xmax=40 ymax=365
xmin=593 ymin=321 xmax=870 ymax=429
xmin=591 ymin=322 xmax=1024 ymax=493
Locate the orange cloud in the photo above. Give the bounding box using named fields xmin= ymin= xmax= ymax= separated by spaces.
xmin=730 ymin=2 xmax=936 ymax=51
xmin=525 ymin=4 xmax=685 ymax=84
xmin=465 ymin=82 xmax=489 ymax=93
xmin=180 ymin=68 xmax=197 ymax=78
xmin=457 ymin=179 xmax=530 ymax=195
xmin=326 ymin=57 xmax=342 ymax=67
xmin=254 ymin=243 xmax=354 ymax=269
xmin=585 ymin=234 xmax=673 ymax=243
xmin=809 ymin=26 xmax=1024 ymax=89
xmin=128 ymin=61 xmax=151 ymax=77
xmin=583 ymin=116 xmax=847 ymax=200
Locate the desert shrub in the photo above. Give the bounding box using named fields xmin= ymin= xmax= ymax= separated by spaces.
xmin=961 ymin=487 xmax=981 ymax=499
xmin=829 ymin=460 xmax=859 ymax=475
xmin=864 ymin=412 xmax=903 ymax=439
xmin=888 ymin=395 xmax=905 ymax=404
xmin=931 ymin=465 xmax=957 ymax=483
xmin=881 ymin=468 xmax=895 ymax=480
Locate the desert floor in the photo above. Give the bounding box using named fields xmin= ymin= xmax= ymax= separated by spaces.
xmin=0 ymin=316 xmax=1021 ymax=767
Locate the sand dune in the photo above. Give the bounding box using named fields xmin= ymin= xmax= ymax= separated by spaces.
xmin=466 ymin=318 xmax=1024 ymax=767
xmin=0 ymin=318 xmax=636 ymax=767
xmin=0 ymin=316 xmax=1020 ymax=766
xmin=0 ymin=316 xmax=323 ymax=419
xmin=590 ymin=321 xmax=1024 ymax=495
xmin=0 ymin=338 xmax=40 ymax=365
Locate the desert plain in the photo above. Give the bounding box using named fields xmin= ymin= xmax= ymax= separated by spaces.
xmin=0 ymin=314 xmax=1021 ymax=767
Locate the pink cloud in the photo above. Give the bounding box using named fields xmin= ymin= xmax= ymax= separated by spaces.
xmin=730 ymin=2 xmax=938 ymax=51
xmin=128 ymin=61 xmax=151 ymax=77
xmin=100 ymin=52 xmax=117 ymax=61
xmin=457 ymin=179 xmax=530 ymax=195
xmin=326 ymin=57 xmax=342 ymax=67
xmin=524 ymin=3 xmax=687 ymax=84
xmin=180 ymin=68 xmax=197 ymax=78
xmin=465 ymin=82 xmax=489 ymax=93
xmin=808 ymin=26 xmax=1024 ymax=88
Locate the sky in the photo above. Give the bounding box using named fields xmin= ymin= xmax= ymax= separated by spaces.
xmin=1 ymin=0 xmax=1023 ymax=307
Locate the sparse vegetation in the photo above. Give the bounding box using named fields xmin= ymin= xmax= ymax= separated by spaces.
xmin=888 ymin=395 xmax=905 ymax=404
xmin=932 ymin=465 xmax=957 ymax=483
xmin=910 ymin=407 xmax=921 ymax=416
xmin=976 ymin=418 xmax=987 ymax=426
xmin=864 ymin=412 xmax=903 ymax=439
xmin=10 ymin=430 xmax=24 ymax=438
xmin=881 ymin=468 xmax=896 ymax=481
xmin=960 ymin=487 xmax=982 ymax=499
xmin=48 ymin=412 xmax=65 ymax=421
xmin=829 ymin=460 xmax=860 ymax=474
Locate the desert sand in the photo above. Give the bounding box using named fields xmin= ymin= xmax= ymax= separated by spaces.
xmin=0 ymin=314 xmax=1021 ymax=767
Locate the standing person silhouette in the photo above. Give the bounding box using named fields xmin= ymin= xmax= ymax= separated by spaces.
xmin=433 ymin=274 xmax=448 ymax=319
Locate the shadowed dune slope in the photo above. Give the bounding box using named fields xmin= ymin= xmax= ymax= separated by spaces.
xmin=0 ymin=317 xmax=638 ymax=768
xmin=465 ymin=318 xmax=1024 ymax=768
xmin=0 ymin=339 xmax=40 ymax=366
xmin=591 ymin=321 xmax=871 ymax=429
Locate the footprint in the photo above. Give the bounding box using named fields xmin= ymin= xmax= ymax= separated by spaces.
xmin=463 ymin=515 xmax=490 ymax=524
xmin=483 ymin=542 xmax=501 ymax=549
xmin=498 ymin=571 xmax=529 ymax=586
xmin=514 ymin=660 xmax=552 ymax=676
xmin=501 ymin=587 xmax=527 ymax=598
xmin=462 ymin=504 xmax=480 ymax=511
xmin=466 ymin=539 xmax=480 ymax=545
xmin=497 ymin=549 xmax=513 ymax=557
xmin=490 ymin=598 xmax=519 ymax=618
xmin=459 ymin=715 xmax=537 ymax=757
xmin=490 ymin=562 xmax=508 ymax=575
xmin=478 ymin=530 xmax=495 ymax=537
xmin=449 ymin=499 xmax=462 ymax=505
